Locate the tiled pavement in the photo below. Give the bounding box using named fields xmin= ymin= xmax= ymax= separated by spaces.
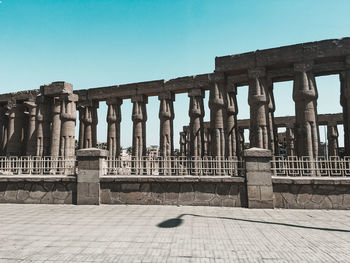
xmin=0 ymin=204 xmax=349 ymax=262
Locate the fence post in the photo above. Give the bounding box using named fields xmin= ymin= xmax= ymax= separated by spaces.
xmin=243 ymin=147 xmax=274 ymax=208
xmin=76 ymin=148 xmax=108 ymax=205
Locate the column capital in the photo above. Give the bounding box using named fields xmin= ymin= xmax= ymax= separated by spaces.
xmin=294 ymin=61 xmax=314 ymax=72
xmin=131 ymin=94 xmax=148 ymax=104
xmin=106 ymin=97 xmax=123 ymax=106
xmin=60 ymin=93 xmax=79 ymax=102
xmin=248 ymin=67 xmax=266 ymax=78
xmin=208 ymin=72 xmax=225 ymax=83
xmin=158 ymin=91 xmax=175 ymax=101
xmin=226 ymin=85 xmax=237 ymax=94
xmin=188 ymin=88 xmax=205 ymax=98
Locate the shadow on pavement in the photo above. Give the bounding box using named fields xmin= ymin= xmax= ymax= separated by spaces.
xmin=157 ymin=213 xmax=350 ymax=232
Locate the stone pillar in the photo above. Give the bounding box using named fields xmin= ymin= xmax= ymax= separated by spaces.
xmin=91 ymin=101 xmax=99 ymax=148
xmin=209 ymin=75 xmax=226 ymax=157
xmin=327 ymin=122 xmax=339 ymax=157
xmin=6 ymin=103 xmax=26 ymax=156
xmin=243 ymin=148 xmax=273 ymax=209
xmin=106 ymin=98 xmax=123 ymax=158
xmin=226 ymin=85 xmax=238 ymax=157
xmin=0 ymin=106 xmax=7 ymax=155
xmin=248 ymin=68 xmax=269 ymax=149
xmin=50 ymin=97 xmax=61 ymax=157
xmin=179 ymin=132 xmax=187 ymax=156
xmin=159 ymin=91 xmax=175 ymax=157
xmin=78 ymin=105 xmax=85 ymax=150
xmin=60 ymin=94 xmax=78 ymax=159
xmin=293 ymin=62 xmax=319 ymax=158
xmin=82 ymin=101 xmax=99 ymax=149
xmin=340 ymin=56 xmax=350 ymax=155
xmin=36 ymin=96 xmax=52 ymax=157
xmin=188 ymin=89 xmax=205 ymax=157
xmin=24 ymin=101 xmax=37 ymax=156
xmin=286 ymin=122 xmax=295 ymax=156
xmin=237 ymin=127 xmax=245 ymax=156
xmin=76 ymin=148 xmax=108 ymax=205
xmin=267 ymin=79 xmax=277 ymax=155
xmin=203 ymin=127 xmax=210 ymax=156
xmin=131 ymin=95 xmax=148 ymax=158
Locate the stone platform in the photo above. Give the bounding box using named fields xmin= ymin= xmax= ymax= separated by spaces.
xmin=0 ymin=204 xmax=349 ymax=262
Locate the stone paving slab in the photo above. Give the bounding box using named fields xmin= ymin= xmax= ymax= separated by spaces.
xmin=0 ymin=204 xmax=349 ymax=262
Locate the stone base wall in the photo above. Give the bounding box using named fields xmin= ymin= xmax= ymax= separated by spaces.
xmin=273 ymin=177 xmax=350 ymax=209
xmin=100 ymin=176 xmax=247 ymax=207
xmin=0 ymin=176 xmax=76 ymax=204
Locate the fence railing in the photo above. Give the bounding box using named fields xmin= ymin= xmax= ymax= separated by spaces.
xmin=0 ymin=156 xmax=76 ymax=175
xmin=104 ymin=156 xmax=244 ymax=177
xmin=271 ymin=156 xmax=350 ymax=177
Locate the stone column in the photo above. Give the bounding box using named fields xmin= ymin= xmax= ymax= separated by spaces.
xmin=82 ymin=101 xmax=99 ymax=149
xmin=60 ymin=94 xmax=78 ymax=159
xmin=179 ymin=132 xmax=187 ymax=156
xmin=159 ymin=91 xmax=175 ymax=157
xmin=6 ymin=103 xmax=26 ymax=156
xmin=244 ymin=148 xmax=273 ymax=209
xmin=226 ymin=85 xmax=238 ymax=157
xmin=209 ymin=75 xmax=226 ymax=157
xmin=0 ymin=106 xmax=7 ymax=155
xmin=106 ymin=98 xmax=123 ymax=158
xmin=237 ymin=127 xmax=245 ymax=156
xmin=293 ymin=62 xmax=319 ymax=158
xmin=36 ymin=96 xmax=52 ymax=157
xmin=131 ymin=95 xmax=148 ymax=158
xmin=76 ymin=148 xmax=108 ymax=205
xmin=91 ymin=101 xmax=99 ymax=148
xmin=248 ymin=68 xmax=269 ymax=149
xmin=286 ymin=122 xmax=295 ymax=156
xmin=203 ymin=127 xmax=210 ymax=156
xmin=327 ymin=122 xmax=339 ymax=157
xmin=188 ymin=89 xmax=205 ymax=157
xmin=267 ymin=79 xmax=277 ymax=155
xmin=78 ymin=105 xmax=85 ymax=150
xmin=50 ymin=97 xmax=61 ymax=157
xmin=24 ymin=101 xmax=37 ymax=156
xmin=340 ymin=56 xmax=350 ymax=155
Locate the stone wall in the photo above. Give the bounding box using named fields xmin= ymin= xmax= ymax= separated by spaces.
xmin=273 ymin=177 xmax=350 ymax=209
xmin=100 ymin=176 xmax=247 ymax=207
xmin=0 ymin=176 xmax=76 ymax=204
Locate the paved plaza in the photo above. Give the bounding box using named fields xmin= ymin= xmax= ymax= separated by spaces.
xmin=0 ymin=205 xmax=349 ymax=262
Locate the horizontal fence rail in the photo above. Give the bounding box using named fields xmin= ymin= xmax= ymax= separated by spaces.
xmin=0 ymin=156 xmax=76 ymax=175
xmin=271 ymin=156 xmax=350 ymax=177
xmin=104 ymin=156 xmax=244 ymax=177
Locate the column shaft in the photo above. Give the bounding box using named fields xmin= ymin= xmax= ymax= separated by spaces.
xmin=209 ymin=75 xmax=226 ymax=157
xmin=60 ymin=94 xmax=78 ymax=158
xmin=132 ymin=95 xmax=148 ymax=158
xmin=78 ymin=106 xmax=85 ymax=150
xmin=188 ymin=89 xmax=205 ymax=157
xmin=226 ymin=86 xmax=238 ymax=157
xmin=50 ymin=98 xmax=61 ymax=157
xmin=327 ymin=123 xmax=339 ymax=157
xmin=24 ymin=102 xmax=37 ymax=156
xmin=36 ymin=96 xmax=52 ymax=157
xmin=293 ymin=62 xmax=319 ymax=158
xmin=106 ymin=98 xmax=123 ymax=158
xmin=340 ymin=57 xmax=350 ymax=155
xmin=159 ymin=92 xmax=175 ymax=157
xmin=248 ymin=68 xmax=269 ymax=149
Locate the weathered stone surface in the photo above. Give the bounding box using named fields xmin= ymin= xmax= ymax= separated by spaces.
xmin=100 ymin=181 xmax=246 ymax=207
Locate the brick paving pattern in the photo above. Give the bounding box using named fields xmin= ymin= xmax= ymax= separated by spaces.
xmin=0 ymin=204 xmax=349 ymax=262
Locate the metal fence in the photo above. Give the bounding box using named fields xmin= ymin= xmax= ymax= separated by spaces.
xmin=271 ymin=156 xmax=350 ymax=177
xmin=104 ymin=156 xmax=244 ymax=176
xmin=0 ymin=156 xmax=76 ymax=175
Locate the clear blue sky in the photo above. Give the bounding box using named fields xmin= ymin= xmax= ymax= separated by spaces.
xmin=0 ymin=0 xmax=349 ymax=148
